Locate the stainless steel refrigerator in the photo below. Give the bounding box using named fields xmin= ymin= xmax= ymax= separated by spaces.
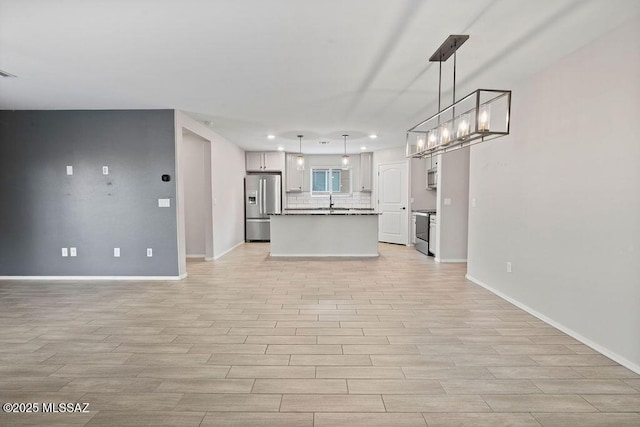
xmin=245 ymin=174 xmax=282 ymax=241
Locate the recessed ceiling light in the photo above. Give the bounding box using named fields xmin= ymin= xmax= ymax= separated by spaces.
xmin=277 ymin=146 xmax=284 ymax=151
xmin=267 ymin=134 xmax=276 ymax=140
xmin=360 ymin=146 xmax=367 ymax=150
xmin=369 ymin=134 xmax=378 ymax=139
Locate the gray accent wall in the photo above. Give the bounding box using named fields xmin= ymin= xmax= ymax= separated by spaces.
xmin=0 ymin=110 xmax=179 ymax=276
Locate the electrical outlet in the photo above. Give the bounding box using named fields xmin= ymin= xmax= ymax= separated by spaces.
xmin=444 ymin=198 xmax=452 ymax=206
xmin=158 ymin=198 xmax=171 ymax=208
xmin=146 ymin=248 xmax=153 ymax=257
xmin=66 ymin=166 xmax=73 ymax=175
xmin=70 ymin=247 xmax=77 ymax=257
xmin=113 ymin=248 xmax=120 ymax=257
xmin=507 ymin=262 xmax=512 ymax=273
xmin=61 ymin=248 xmax=68 ymax=257
xmin=102 ymin=166 xmax=109 ymax=175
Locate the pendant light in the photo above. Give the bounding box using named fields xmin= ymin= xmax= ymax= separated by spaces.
xmin=341 ymin=134 xmax=350 ymax=170
xmin=296 ymin=135 xmax=305 ymax=171
xmin=406 ymin=35 xmax=511 ymax=158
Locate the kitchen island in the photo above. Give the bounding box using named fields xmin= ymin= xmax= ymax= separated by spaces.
xmin=270 ymin=210 xmax=380 ymax=257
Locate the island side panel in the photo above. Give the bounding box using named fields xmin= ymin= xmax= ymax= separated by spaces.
xmin=270 ymin=215 xmax=379 ymax=257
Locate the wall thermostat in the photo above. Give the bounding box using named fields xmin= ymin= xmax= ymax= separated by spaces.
xmin=162 ymin=174 xmax=171 ymax=182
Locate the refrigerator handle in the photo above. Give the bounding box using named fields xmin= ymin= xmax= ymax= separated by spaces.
xmin=258 ymin=179 xmax=263 ymax=214
xmin=263 ymin=179 xmax=267 ymax=214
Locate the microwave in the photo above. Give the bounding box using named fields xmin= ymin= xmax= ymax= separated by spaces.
xmin=427 ymin=167 xmax=438 ymax=190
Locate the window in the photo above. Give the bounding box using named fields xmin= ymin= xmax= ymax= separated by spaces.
xmin=311 ymin=168 xmax=351 ymax=195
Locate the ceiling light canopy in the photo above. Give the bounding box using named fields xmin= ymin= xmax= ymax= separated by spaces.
xmin=407 ymin=35 xmax=511 ymax=159
xmin=267 ymin=134 xmax=276 ymax=140
xmin=369 ymin=134 xmax=377 ymax=139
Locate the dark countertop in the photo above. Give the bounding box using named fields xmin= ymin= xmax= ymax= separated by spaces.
xmin=272 ymin=209 xmax=380 ymax=216
xmin=413 ymin=209 xmax=437 ymax=215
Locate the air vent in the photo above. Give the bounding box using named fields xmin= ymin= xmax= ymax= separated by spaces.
xmin=318 ymin=140 xmax=330 ymax=145
xmin=0 ymin=69 xmax=16 ymax=78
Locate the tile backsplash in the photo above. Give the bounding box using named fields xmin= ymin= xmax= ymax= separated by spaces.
xmin=286 ymin=192 xmax=372 ymax=209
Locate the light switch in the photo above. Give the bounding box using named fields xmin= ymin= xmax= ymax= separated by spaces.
xmin=102 ymin=166 xmax=109 ymax=175
xmin=113 ymin=248 xmax=120 ymax=257
xmin=61 ymin=248 xmax=68 ymax=257
xmin=158 ymin=198 xmax=171 ymax=208
xmin=146 ymin=248 xmax=153 ymax=257
xmin=472 ymin=198 xmax=477 ymax=208
xmin=444 ymin=198 xmax=452 ymax=206
xmin=66 ymin=166 xmax=73 ymax=175
xmin=70 ymin=247 xmax=77 ymax=257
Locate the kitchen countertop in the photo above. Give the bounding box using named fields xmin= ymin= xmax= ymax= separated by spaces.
xmin=413 ymin=209 xmax=437 ymax=216
xmin=273 ymin=209 xmax=380 ymax=216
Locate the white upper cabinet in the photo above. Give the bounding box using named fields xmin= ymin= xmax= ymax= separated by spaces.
xmin=263 ymin=152 xmax=285 ymax=171
xmin=246 ymin=151 xmax=285 ymax=172
xmin=246 ymin=152 xmax=263 ymax=171
xmin=359 ymin=152 xmax=373 ymax=192
xmin=285 ymin=153 xmax=303 ymax=192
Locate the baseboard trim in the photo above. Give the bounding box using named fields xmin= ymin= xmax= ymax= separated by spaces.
xmin=213 ymin=241 xmax=244 ymax=260
xmin=465 ymin=273 xmax=640 ymax=375
xmin=0 ymin=275 xmax=187 ymax=281
xmin=437 ymin=258 xmax=467 ymax=263
xmin=186 ymin=254 xmax=205 ymax=258
xmin=269 ymin=254 xmax=379 ymax=258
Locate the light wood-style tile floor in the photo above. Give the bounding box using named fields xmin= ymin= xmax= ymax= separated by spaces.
xmin=1 ymin=243 xmax=638 ymax=426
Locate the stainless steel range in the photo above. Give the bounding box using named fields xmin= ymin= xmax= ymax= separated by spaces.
xmin=413 ymin=210 xmax=436 ymax=256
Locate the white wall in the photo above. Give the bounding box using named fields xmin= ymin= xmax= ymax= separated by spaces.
xmin=436 ymin=148 xmax=470 ymax=262
xmin=210 ymin=129 xmax=246 ymax=260
xmin=467 ymin=17 xmax=640 ymax=372
xmin=183 ymin=131 xmax=206 ymax=256
xmin=410 ymin=157 xmax=437 ymax=211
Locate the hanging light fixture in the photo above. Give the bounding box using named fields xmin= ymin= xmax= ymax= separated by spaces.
xmin=296 ymin=135 xmax=305 ymax=171
xmin=406 ymin=35 xmax=511 ymax=158
xmin=341 ymin=134 xmax=350 ymax=170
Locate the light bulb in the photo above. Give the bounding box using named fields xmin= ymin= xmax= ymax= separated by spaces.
xmin=457 ymin=115 xmax=470 ymax=138
xmin=342 ymin=154 xmax=350 ymax=170
xmin=479 ymin=107 xmax=490 ymax=132
xmin=440 ymin=125 xmax=450 ymax=145
xmin=417 ymin=138 xmax=425 ymax=150
xmin=428 ymin=131 xmax=437 ymax=148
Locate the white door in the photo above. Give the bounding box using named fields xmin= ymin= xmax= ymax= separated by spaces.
xmin=378 ymin=161 xmax=408 ymax=245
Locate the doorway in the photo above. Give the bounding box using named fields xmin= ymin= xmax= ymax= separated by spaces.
xmin=182 ymin=129 xmax=213 ymax=260
xmin=377 ymin=161 xmax=409 ymax=245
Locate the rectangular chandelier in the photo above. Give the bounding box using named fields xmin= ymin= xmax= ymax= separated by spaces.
xmin=407 ymin=88 xmax=511 ymax=158
xmin=406 ymin=35 xmax=511 ymax=159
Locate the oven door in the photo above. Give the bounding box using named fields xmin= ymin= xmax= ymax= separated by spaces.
xmin=415 ymin=214 xmax=429 ymax=255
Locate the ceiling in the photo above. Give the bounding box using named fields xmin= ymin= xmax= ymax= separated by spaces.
xmin=1 ymin=0 xmax=638 ymax=154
